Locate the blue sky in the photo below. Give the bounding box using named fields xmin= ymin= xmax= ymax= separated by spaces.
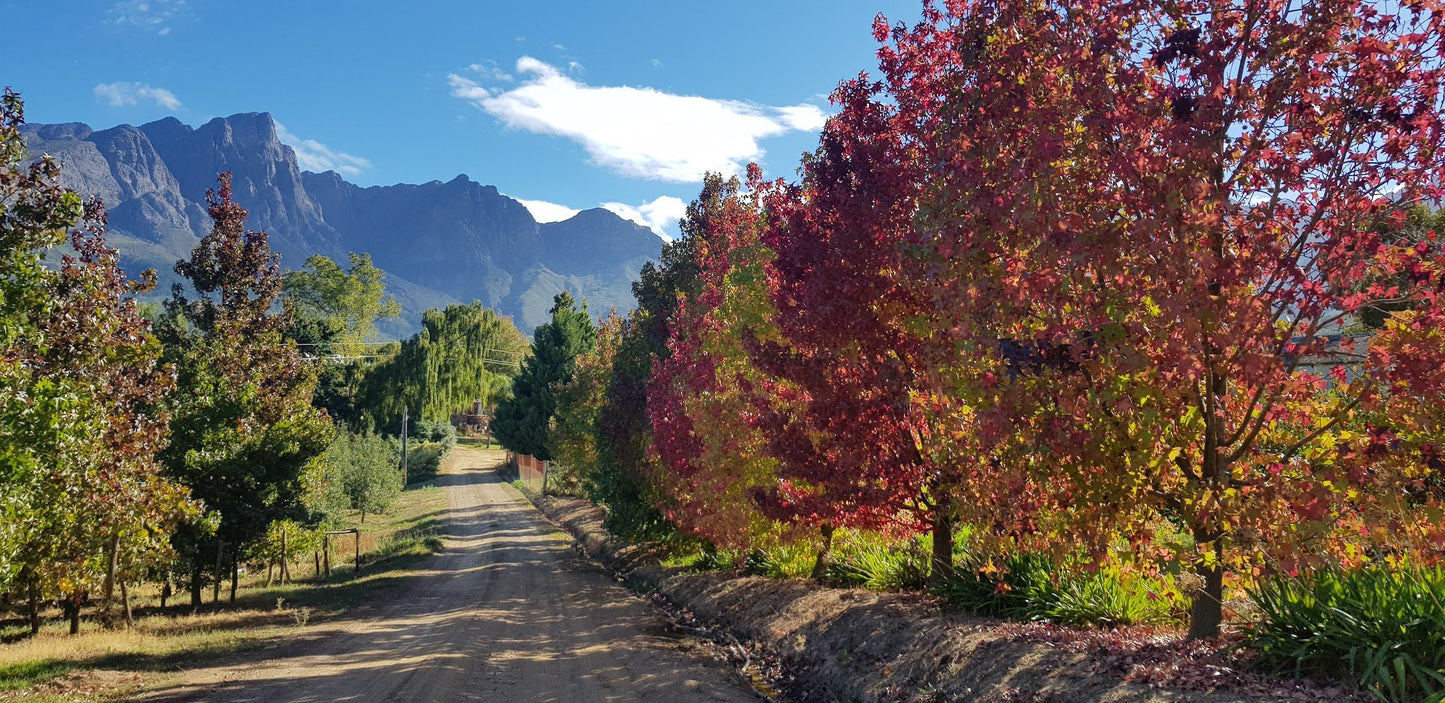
xmin=4 ymin=0 xmax=922 ymax=238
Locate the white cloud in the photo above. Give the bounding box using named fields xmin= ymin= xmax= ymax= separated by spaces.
xmin=447 ymin=56 xmax=827 ymax=183
xmin=93 ymin=82 xmax=182 ymax=110
xmin=447 ymin=74 xmax=491 ymax=102
xmin=466 ymin=62 xmax=513 ymax=83
xmin=775 ymin=104 xmax=828 ymax=131
xmin=514 ymin=198 xmax=580 ymax=223
xmin=108 ymin=0 xmax=185 ymax=34
xmin=512 ymin=194 xmax=686 ymax=240
xmin=274 ymin=122 xmax=371 ymax=177
xmin=602 ymin=196 xmax=687 ymax=240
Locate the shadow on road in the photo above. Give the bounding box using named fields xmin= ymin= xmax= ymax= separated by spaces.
xmin=131 ymin=450 xmax=755 ymax=703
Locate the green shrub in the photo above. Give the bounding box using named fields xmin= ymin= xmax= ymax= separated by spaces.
xmin=410 ymin=418 xmax=457 ymax=450
xmin=1243 ymin=565 xmax=1445 ymax=703
xmin=542 ymin=459 xmax=588 ymax=497
xmin=931 ymin=552 xmax=1179 ymax=628
xmin=399 ymin=440 xmax=446 ymax=483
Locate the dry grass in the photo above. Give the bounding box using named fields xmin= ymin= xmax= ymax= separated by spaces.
xmin=0 ymin=479 xmax=450 ymax=700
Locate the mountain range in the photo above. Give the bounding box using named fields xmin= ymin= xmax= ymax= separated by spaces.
xmin=21 ymin=112 xmax=662 ymax=335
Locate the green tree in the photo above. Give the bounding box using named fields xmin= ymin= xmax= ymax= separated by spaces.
xmin=549 ymin=311 xmax=622 ymax=495
xmin=281 ymin=254 xmax=401 ymax=429
xmin=283 ymin=252 xmax=400 ymax=353
xmin=0 ymin=87 xmax=85 ymax=629
xmin=588 ymin=190 xmax=707 ymax=537
xmin=38 ymin=211 xmax=194 ymax=633
xmin=358 ymin=302 xmax=527 ymax=431
xmin=157 ymin=173 xmax=331 ymax=606
xmin=324 ymin=430 xmax=401 ymax=523
xmin=491 ymin=292 xmax=597 ymax=460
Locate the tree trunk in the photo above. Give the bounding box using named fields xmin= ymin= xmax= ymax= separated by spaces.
xmin=281 ymin=529 xmax=289 ymax=584
xmin=929 ymin=497 xmax=956 ymax=587
xmin=265 ymin=561 xmax=274 ymax=588
xmin=314 ymin=551 xmax=321 ymax=578
xmin=102 ymin=533 xmax=119 ymax=626
xmin=121 ymin=580 xmax=133 ymax=626
xmin=1186 ymin=542 xmax=1226 ymax=640
xmin=64 ymin=593 xmax=81 ymax=635
xmin=212 ymin=541 xmax=225 ymax=603
xmin=360 ymin=508 xmax=366 ymax=524
xmin=189 ymin=555 xmax=203 ymax=608
xmin=160 ymin=578 xmax=171 ymax=609
xmin=810 ymin=524 xmax=835 ymax=581
xmin=230 ymin=560 xmax=239 ymax=603
xmin=26 ymin=570 xmax=41 ymax=635
xmin=323 ymin=534 xmax=331 ymax=578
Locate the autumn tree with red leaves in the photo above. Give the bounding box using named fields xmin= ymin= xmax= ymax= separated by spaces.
xmin=1 ymin=90 xmax=192 ymax=634
xmin=875 ymin=0 xmax=1445 ymax=638
xmin=749 ymin=73 xmax=960 ymax=579
xmin=39 ymin=204 xmax=194 ymax=632
xmin=647 ymin=174 xmax=819 ymax=558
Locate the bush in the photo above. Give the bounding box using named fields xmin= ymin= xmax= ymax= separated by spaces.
xmin=541 ymin=460 xmax=588 ymax=497
xmin=934 ymin=553 xmax=1059 ymax=619
xmin=743 ymin=543 xmax=817 ymax=579
xmin=1243 ymin=565 xmax=1445 ymax=703
xmin=410 ymin=418 xmax=457 ymax=450
xmin=1040 ymin=569 xmax=1183 ymax=627
xmin=401 ymin=440 xmax=445 ymax=483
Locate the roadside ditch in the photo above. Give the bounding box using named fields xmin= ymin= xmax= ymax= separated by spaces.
xmin=520 ymin=492 xmax=1362 ymax=703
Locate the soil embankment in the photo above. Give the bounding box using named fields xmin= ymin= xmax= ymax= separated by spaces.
xmin=530 ymin=494 xmax=1355 ymax=703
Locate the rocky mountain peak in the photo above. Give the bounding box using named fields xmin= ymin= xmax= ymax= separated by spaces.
xmin=24 ymin=111 xmax=662 ymax=332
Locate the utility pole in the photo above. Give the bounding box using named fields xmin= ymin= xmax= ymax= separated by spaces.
xmin=402 ymin=406 xmax=409 ymax=479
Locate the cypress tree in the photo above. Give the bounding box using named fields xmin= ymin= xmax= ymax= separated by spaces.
xmin=491 ymin=292 xmax=596 ymax=460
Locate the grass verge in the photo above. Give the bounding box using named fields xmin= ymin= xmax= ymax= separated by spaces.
xmin=0 ymin=481 xmax=448 ymax=700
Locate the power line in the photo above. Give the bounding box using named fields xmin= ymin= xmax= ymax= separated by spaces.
xmin=300 ymin=353 xmax=520 ymax=368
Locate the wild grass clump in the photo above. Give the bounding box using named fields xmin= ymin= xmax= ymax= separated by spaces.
xmin=372 ymin=521 xmax=444 ymax=561
xmin=1040 ymin=569 xmax=1184 ymax=627
xmin=934 ymin=553 xmax=1059 ymax=619
xmin=935 ymin=554 xmax=1182 ymax=628
xmin=1243 ymin=565 xmax=1445 ymax=703
xmin=823 ymin=534 xmax=931 ymax=591
xmin=743 ymin=543 xmax=817 ymax=579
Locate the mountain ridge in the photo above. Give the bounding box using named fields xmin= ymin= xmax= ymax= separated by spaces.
xmin=22 ymin=111 xmax=662 ymax=334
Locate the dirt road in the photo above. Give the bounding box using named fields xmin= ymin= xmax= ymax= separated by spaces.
xmin=139 ymin=447 xmax=760 ymax=702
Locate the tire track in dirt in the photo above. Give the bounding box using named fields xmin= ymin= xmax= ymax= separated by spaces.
xmin=134 ymin=447 xmax=760 ymax=702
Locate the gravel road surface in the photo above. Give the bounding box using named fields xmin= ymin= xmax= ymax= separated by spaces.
xmin=137 ymin=447 xmax=760 ymax=702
